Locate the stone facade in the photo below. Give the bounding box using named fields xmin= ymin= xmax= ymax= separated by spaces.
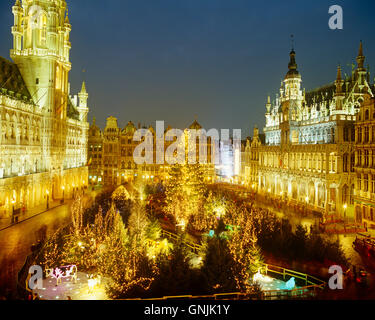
xmin=241 ymin=43 xmax=373 ymax=220
xmin=0 ymin=0 xmax=89 ymax=222
xmin=354 ymin=96 xmax=375 ymax=232
xmin=240 ymin=127 xmax=264 ymax=190
xmin=88 ymin=118 xmax=216 ymax=186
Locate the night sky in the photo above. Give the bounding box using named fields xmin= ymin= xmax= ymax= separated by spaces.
xmin=1 ymin=0 xmax=375 ymax=138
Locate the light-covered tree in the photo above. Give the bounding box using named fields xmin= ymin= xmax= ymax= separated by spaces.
xmin=165 ymin=164 xmax=207 ymax=228
xmin=226 ymin=205 xmax=263 ymax=293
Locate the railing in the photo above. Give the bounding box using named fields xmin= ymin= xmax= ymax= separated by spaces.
xmin=122 ymin=279 xmax=325 ymax=301
xmin=260 ymin=263 xmax=325 ymax=287
xmin=158 ymin=228 xmax=326 ymax=299
xmin=160 ymin=229 xmax=202 ymax=253
xmin=160 ymin=229 xmax=317 ymax=285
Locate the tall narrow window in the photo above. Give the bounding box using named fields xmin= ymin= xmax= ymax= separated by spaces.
xmin=343 ymin=153 xmax=348 ymax=172
xmin=344 ymin=127 xmax=349 ymax=142
xmin=39 ymin=14 xmax=47 ymax=46
xmin=350 ymin=153 xmax=355 ymax=172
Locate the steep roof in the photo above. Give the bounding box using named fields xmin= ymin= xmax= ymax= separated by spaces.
xmin=189 ymin=120 xmax=202 ymax=130
xmin=89 ymin=117 xmax=101 ymax=137
xmin=67 ymin=96 xmax=80 ymax=120
xmin=305 ymin=83 xmax=336 ymax=110
xmin=0 ymin=56 xmax=34 ymax=104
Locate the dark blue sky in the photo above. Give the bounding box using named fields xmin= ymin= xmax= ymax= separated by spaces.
xmin=1 ymin=0 xmax=375 ymax=137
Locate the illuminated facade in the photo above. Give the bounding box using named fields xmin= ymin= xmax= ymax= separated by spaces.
xmin=354 ymin=96 xmax=375 ymax=232
xmin=256 ymin=43 xmax=373 ymax=219
xmin=88 ymin=118 xmax=215 ymax=186
xmin=0 ymin=0 xmax=89 ymax=222
xmin=240 ymin=127 xmax=264 ymax=190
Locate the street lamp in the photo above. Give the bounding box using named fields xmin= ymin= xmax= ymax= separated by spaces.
xmin=343 ymin=203 xmax=347 ymax=222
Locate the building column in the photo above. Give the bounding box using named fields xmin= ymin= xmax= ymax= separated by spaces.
xmin=362 ymin=127 xmax=365 ymax=144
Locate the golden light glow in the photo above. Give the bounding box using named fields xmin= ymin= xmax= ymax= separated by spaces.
xmin=215 ymin=206 xmax=226 ymax=218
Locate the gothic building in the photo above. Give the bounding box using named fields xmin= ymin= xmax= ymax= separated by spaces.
xmin=0 ymin=0 xmax=89 ymax=222
xmin=88 ymin=118 xmax=215 ymax=186
xmin=257 ymin=42 xmax=373 ymax=219
xmin=240 ymin=127 xmax=264 ymax=190
xmin=354 ymin=95 xmax=375 ymax=232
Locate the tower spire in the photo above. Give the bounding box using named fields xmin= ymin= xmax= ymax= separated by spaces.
xmin=266 ymin=95 xmax=271 ymax=113
xmin=335 ymin=65 xmax=345 ymax=110
xmin=65 ymin=7 xmax=70 ymax=24
xmin=286 ymin=44 xmax=300 ymax=79
xmin=359 ymin=40 xmax=364 ymax=57
xmin=335 ymin=65 xmax=344 ymax=93
xmin=357 ymin=40 xmax=365 ymax=70
xmin=336 ymin=64 xmax=342 ymax=82
xmin=78 ymin=81 xmax=89 ymax=122
xmin=80 ymin=81 xmax=87 ymax=94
